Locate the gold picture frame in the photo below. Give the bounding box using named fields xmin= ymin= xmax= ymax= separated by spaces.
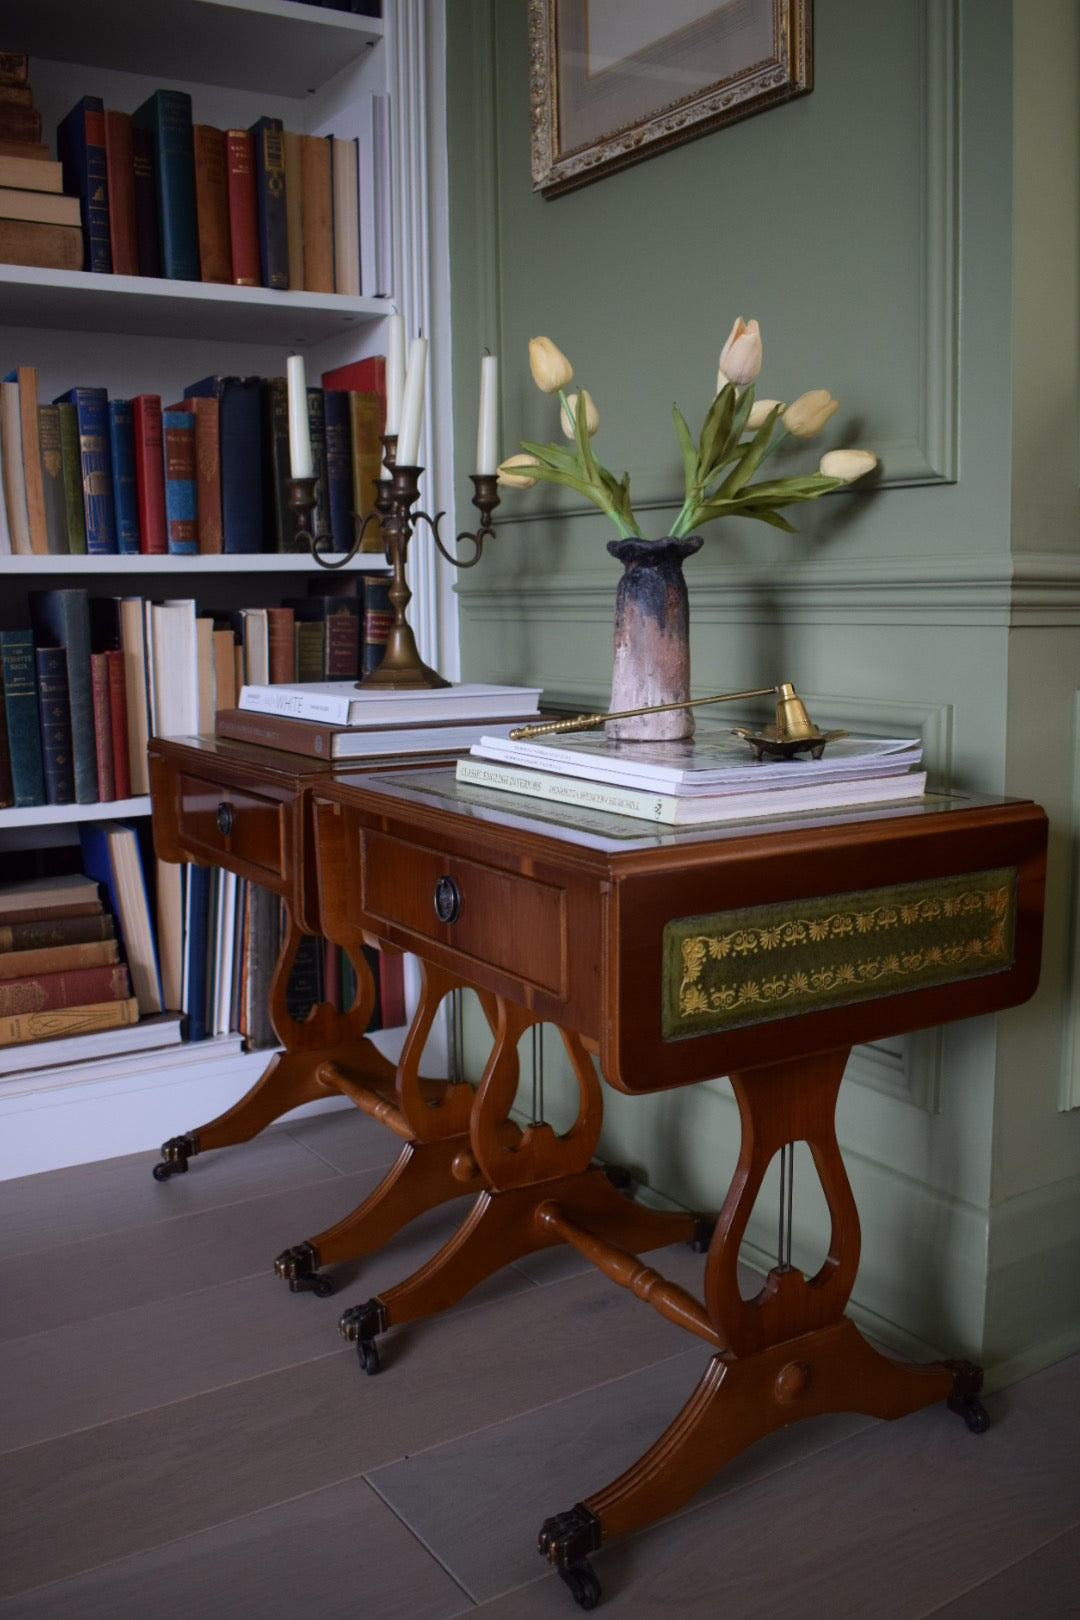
xmin=529 ymin=0 xmax=813 ymax=198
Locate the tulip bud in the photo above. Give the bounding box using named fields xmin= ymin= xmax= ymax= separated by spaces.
xmin=497 ymin=453 xmax=540 ymax=489
xmin=560 ymin=389 xmax=599 ymax=439
xmin=819 ymin=448 xmax=877 ymax=483
xmin=783 ymin=390 xmax=840 ymax=437
xmin=528 ymin=336 xmax=573 ymax=393
xmin=745 ymin=399 xmax=784 ymax=432
xmin=717 ymin=317 xmax=763 ymax=387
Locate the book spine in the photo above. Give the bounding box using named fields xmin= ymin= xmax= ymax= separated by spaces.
xmin=134 ymin=90 xmax=198 ymax=281
xmin=0 ymin=939 xmax=118 ymax=978
xmin=218 ymin=378 xmax=263 ymax=553
xmin=0 ymin=914 xmax=114 ymax=951
xmin=36 ymin=403 xmax=69 ymax=555
xmin=323 ymin=602 xmax=360 ymax=680
xmin=0 ymin=217 xmax=83 ymax=269
xmin=249 ymin=116 xmax=289 ymax=289
xmin=105 ymin=648 xmax=132 ymax=800
xmin=346 ymin=389 xmax=384 ymax=552
xmin=361 ymin=577 xmax=392 ymax=676
xmin=299 ymin=133 xmax=334 ymax=293
xmin=60 ymin=389 xmax=117 ymax=555
xmin=456 ymin=755 xmax=677 ymax=822
xmin=34 ymin=644 xmax=76 ymax=806
xmin=185 ymin=862 xmax=212 ymax=1042
xmin=0 ymin=153 xmax=63 ymax=191
xmin=283 ymin=127 xmax=303 ymax=291
xmin=130 ymin=123 xmax=161 ymax=277
xmin=0 ymin=53 xmax=28 ymax=86
xmin=224 ymin=129 xmax=259 ymax=286
xmin=90 ymin=650 xmax=116 ymax=801
xmin=0 ymin=961 xmax=131 ymax=1015
xmin=238 ymin=684 xmax=350 ymax=723
xmin=293 ymin=619 xmax=324 ymax=684
xmin=107 ymin=399 xmax=141 ymax=554
xmin=322 ymin=387 xmax=353 ymax=550
xmin=331 ymin=136 xmax=359 ymax=295
xmin=0 ymin=378 xmax=31 ymax=553
xmin=266 ymin=605 xmax=296 ymax=684
xmin=0 ymin=104 xmax=41 ymax=142
xmin=261 ymin=374 xmax=293 ymax=551
xmin=162 ymin=411 xmax=198 ymax=554
xmin=131 ymin=394 xmax=167 ymax=554
xmin=14 ymin=366 xmax=48 ymax=555
xmin=214 ymin=705 xmax=336 ymax=757
xmin=56 ymin=402 xmax=87 ymax=553
xmin=307 ymin=387 xmax=331 ymax=546
xmin=0 ymin=997 xmax=139 ymax=1047
xmin=28 ymin=586 xmax=98 ymax=805
xmin=192 ymin=123 xmax=232 ymax=283
xmin=102 ymin=109 xmax=138 ymax=276
xmin=0 ymin=664 xmax=13 ymax=807
xmin=185 ymin=397 xmax=223 ymax=553
xmin=55 ymin=96 xmax=110 ymax=272
xmin=0 ymin=630 xmax=44 ymax=806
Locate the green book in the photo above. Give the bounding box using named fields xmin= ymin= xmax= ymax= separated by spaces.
xmin=0 ymin=629 xmax=45 ymax=807
xmin=56 ymin=400 xmax=87 ymax=554
xmin=37 ymin=404 xmax=70 ymax=556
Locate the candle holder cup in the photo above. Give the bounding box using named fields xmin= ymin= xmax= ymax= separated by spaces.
xmin=292 ymin=436 xmax=500 ymax=690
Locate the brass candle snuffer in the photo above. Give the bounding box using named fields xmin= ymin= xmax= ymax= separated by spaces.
xmin=510 ymin=682 xmax=848 ymax=761
xmin=288 ymin=437 xmax=500 ymax=691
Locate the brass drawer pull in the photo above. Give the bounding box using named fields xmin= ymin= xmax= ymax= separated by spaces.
xmin=433 ymin=875 xmax=461 ymax=924
xmin=216 ymin=801 xmax=233 ymax=838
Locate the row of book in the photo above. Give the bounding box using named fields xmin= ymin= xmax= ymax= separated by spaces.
xmin=0 ymin=57 xmax=391 ymax=296
xmin=0 ymin=581 xmax=393 ymax=811
xmin=0 ymin=355 xmax=388 ymax=558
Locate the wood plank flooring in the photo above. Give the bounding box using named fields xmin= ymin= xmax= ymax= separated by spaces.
xmin=0 ymin=1106 xmax=1076 ymax=1619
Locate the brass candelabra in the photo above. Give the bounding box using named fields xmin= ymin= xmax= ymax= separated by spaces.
xmin=288 ymin=435 xmax=500 ymax=690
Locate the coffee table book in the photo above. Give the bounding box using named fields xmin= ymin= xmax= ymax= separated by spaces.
xmin=237 ymin=680 xmax=543 ymax=726
xmin=215 ymin=707 xmax=555 ymax=761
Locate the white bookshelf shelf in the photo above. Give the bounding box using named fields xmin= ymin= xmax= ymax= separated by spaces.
xmin=0 ymin=795 xmax=150 ymax=830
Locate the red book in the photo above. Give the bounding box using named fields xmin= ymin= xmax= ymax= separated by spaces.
xmin=266 ymin=605 xmax=296 ymax=684
xmin=224 ymin=128 xmax=259 ymax=287
xmin=192 ymin=123 xmax=231 ymax=284
xmin=320 ymin=355 xmax=386 ymax=396
xmin=131 ymin=394 xmax=167 ymax=553
xmin=105 ymin=648 xmax=131 ymax=800
xmin=103 ymin=110 xmax=139 ymax=276
xmin=89 ymin=652 xmax=115 ymax=802
xmin=169 ymin=396 xmax=222 ymax=553
xmin=0 ymin=960 xmax=131 ymax=1015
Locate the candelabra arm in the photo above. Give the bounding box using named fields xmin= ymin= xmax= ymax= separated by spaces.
xmin=310 ymin=510 xmax=382 ymax=570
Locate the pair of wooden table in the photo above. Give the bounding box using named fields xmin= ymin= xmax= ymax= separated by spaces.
xmin=148 ymin=735 xmax=1047 ymax=1609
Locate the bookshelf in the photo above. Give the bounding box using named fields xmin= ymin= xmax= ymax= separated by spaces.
xmin=0 ymin=0 xmax=436 ymax=1174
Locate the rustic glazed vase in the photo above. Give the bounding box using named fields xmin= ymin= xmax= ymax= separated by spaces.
xmin=605 ymin=535 xmax=703 ymax=741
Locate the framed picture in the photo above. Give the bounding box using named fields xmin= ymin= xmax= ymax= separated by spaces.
xmin=529 ymin=0 xmax=813 ymax=198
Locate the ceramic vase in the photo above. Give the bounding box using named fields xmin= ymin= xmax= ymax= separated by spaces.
xmin=605 ymin=535 xmax=703 ymax=741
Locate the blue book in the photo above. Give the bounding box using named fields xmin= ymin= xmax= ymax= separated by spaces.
xmin=0 ymin=630 xmax=45 ymax=808
xmin=80 ymin=820 xmax=163 ymax=1016
xmin=28 ymin=587 xmax=98 ymax=805
xmin=34 ymin=645 xmax=76 ymax=806
xmin=56 ymin=95 xmax=111 ymax=274
xmin=161 ymin=410 xmax=198 ymax=555
xmin=131 ymin=89 xmax=199 ymax=282
xmin=183 ymin=861 xmax=212 ymax=1042
xmin=307 ymin=387 xmax=331 ymax=547
xmin=52 ymin=387 xmax=117 ymax=555
xmin=248 ymin=115 xmax=289 ymax=290
xmin=322 ymin=387 xmax=354 ymax=550
xmin=182 ymin=375 xmax=264 ymax=552
xmin=107 ymin=400 xmax=141 ymax=555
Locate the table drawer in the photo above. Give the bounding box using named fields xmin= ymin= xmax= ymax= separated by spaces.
xmin=176 ymin=773 xmax=287 ymax=889
xmin=361 ymin=827 xmax=569 ymax=997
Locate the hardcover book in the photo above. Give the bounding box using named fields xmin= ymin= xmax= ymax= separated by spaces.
xmin=102 ymin=109 xmax=138 ymax=276
xmin=79 ymin=820 xmax=163 ymax=1015
xmin=249 ymin=115 xmax=289 ymax=289
xmin=0 ymin=673 xmax=13 ymax=807
xmin=130 ymin=394 xmax=167 ymax=554
xmin=36 ymin=402 xmax=69 ymax=555
xmin=52 ymin=386 xmax=117 ymax=555
xmin=0 ymin=378 xmax=31 ymax=554
xmin=0 ymin=997 xmax=140 ymax=1049
xmin=0 ymin=960 xmax=131 ymax=1015
xmin=321 ymin=386 xmax=353 ymax=551
xmin=107 ymin=399 xmax=141 ymax=554
xmin=34 ymin=643 xmax=76 ymax=805
xmin=265 ymin=605 xmax=296 ymax=685
xmin=170 ymin=395 xmax=222 ymax=553
xmin=346 ymin=389 xmax=384 ymax=552
xmin=56 ymin=401 xmax=87 ymax=553
xmin=331 ymin=135 xmax=359 ymax=295
xmin=182 ymin=375 xmax=263 ymax=553
xmin=131 ymin=88 xmax=199 ymax=281
xmin=0 ymin=628 xmax=44 ymax=806
xmin=260 ymin=374 xmax=295 ymax=550
xmin=215 ymin=708 xmax=551 ymax=762
xmin=307 ymin=386 xmax=332 ymax=546
xmin=0 ymin=914 xmax=114 ymax=952
xmin=361 ymin=576 xmax=392 ymax=676
xmin=56 ymin=94 xmax=110 ymax=273
xmin=299 ymin=132 xmax=334 ymax=293
xmin=5 ymin=365 xmax=47 ymax=555
xmin=130 ymin=122 xmax=161 ymax=277
xmin=285 ymin=595 xmax=360 ymax=680
xmin=28 ymin=586 xmax=98 ymax=804
xmin=192 ymin=123 xmax=231 ymax=283
xmin=106 ymin=647 xmax=132 ymax=801
xmin=0 ymin=186 xmax=81 ymax=227
xmin=161 ymin=409 xmax=198 ymax=554
xmin=0 ymin=935 xmax=117 ymax=974
xmin=0 ymin=153 xmax=63 ymax=192
xmin=224 ymin=128 xmax=259 ymax=286
xmin=90 ymin=649 xmax=116 ymax=802
xmin=237 ymin=680 xmax=543 ymax=727
xmin=0 ymin=218 xmax=83 ymax=270
xmin=282 ymin=128 xmax=303 ymax=290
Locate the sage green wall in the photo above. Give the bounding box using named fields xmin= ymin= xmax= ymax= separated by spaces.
xmin=443 ymin=0 xmax=1080 ymax=1381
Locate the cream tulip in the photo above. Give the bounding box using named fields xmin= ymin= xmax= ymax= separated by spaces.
xmin=783 ymin=390 xmax=840 ymax=437
xmin=717 ymin=317 xmax=763 ymax=387
xmin=819 ymin=448 xmax=877 ymax=483
xmin=745 ymin=398 xmax=785 ymax=432
xmin=528 ymin=336 xmax=573 ymax=393
xmin=497 ymin=453 xmax=541 ymax=489
xmin=560 ymin=389 xmax=599 ymax=439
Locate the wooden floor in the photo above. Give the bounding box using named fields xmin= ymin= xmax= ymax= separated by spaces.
xmin=1 ymin=1104 xmax=1077 ymax=1619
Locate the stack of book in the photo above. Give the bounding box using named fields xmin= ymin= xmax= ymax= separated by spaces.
xmin=50 ymin=84 xmax=389 ymax=294
xmin=225 ymin=680 xmax=547 ymax=761
xmin=0 ymin=870 xmax=143 ymax=1049
xmin=456 ymin=723 xmax=927 ymax=827
xmin=0 ymin=356 xmax=387 ymax=559
xmin=0 ymin=53 xmax=73 ymax=272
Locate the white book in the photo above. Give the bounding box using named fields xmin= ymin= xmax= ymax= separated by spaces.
xmin=471 ymin=724 xmax=922 ymax=796
xmin=0 ymin=379 xmax=31 ymax=555
xmin=149 ymin=599 xmax=198 ymax=740
xmin=238 ymin=680 xmax=543 ymax=727
xmin=332 ymin=135 xmax=360 ymax=296
xmin=457 ymin=755 xmax=927 ymax=827
xmin=355 ymin=92 xmax=378 ymax=297
xmin=372 ymin=93 xmax=393 ymax=295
